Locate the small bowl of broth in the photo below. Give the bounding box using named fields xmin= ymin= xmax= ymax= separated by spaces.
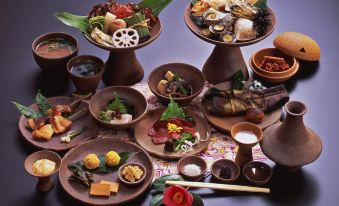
xmin=32 ymin=32 xmax=78 ymax=73
xmin=67 ymin=55 xmax=105 ymax=94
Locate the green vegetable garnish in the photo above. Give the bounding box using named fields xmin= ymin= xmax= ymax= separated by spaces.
xmin=89 ymin=16 xmax=105 ymax=31
xmin=12 ymin=102 xmax=43 ymax=119
xmin=124 ymin=12 xmax=150 ymax=39
xmin=35 ymin=90 xmax=51 ymax=115
xmin=139 ymin=0 xmax=173 ymax=17
xmin=160 ymin=98 xmax=186 ymax=121
xmin=175 ymin=132 xmax=194 ymax=151
xmin=105 ymin=95 xmax=127 ymax=114
xmin=231 ymin=70 xmax=245 ymax=90
xmin=254 ymin=0 xmax=268 ymax=9
xmin=173 ymin=74 xmax=187 ymax=96
xmin=54 ymin=12 xmax=90 ymax=35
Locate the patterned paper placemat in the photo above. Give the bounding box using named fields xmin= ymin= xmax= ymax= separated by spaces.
xmin=96 ymin=82 xmax=267 ymax=180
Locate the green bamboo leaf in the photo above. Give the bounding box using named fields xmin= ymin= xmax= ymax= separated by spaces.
xmin=149 ymin=194 xmax=164 ymax=206
xmin=54 ymin=12 xmax=90 ymax=34
xmin=140 ymin=0 xmax=172 ymax=17
xmin=151 ymin=174 xmax=184 ymax=192
xmin=35 ymin=91 xmax=51 ymax=115
xmin=12 ymin=101 xmax=43 ymax=119
xmin=191 ymin=192 xmax=204 ymax=206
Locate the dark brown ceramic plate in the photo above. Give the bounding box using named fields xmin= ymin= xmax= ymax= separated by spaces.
xmin=89 ymin=86 xmax=148 ymax=130
xmin=59 ymin=138 xmax=154 ymax=206
xmin=18 ymin=97 xmax=97 ymax=151
xmin=184 ymin=5 xmax=276 ymax=47
xmin=201 ymin=83 xmax=282 ymax=133
xmin=134 ymin=108 xmax=211 ymax=160
xmin=147 ymin=63 xmax=205 ymax=105
xmin=83 ymin=19 xmax=162 ymax=51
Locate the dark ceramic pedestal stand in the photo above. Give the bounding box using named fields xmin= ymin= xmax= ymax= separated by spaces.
xmin=184 ymin=6 xmax=276 ymax=84
xmin=37 ymin=176 xmax=54 ymax=192
xmin=203 ymin=46 xmax=248 ymax=83
xmin=103 ymin=50 xmax=144 ymax=85
xmin=83 ymin=20 xmax=162 ymax=86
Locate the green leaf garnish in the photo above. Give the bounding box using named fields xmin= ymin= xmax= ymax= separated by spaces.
xmin=12 ymin=101 xmax=43 ymax=119
xmin=160 ymin=98 xmax=186 ymax=121
xmin=54 ymin=12 xmax=90 ymax=35
xmin=149 ymin=194 xmax=163 ymax=206
xmin=151 ymin=174 xmax=184 ymax=192
xmin=124 ymin=12 xmax=150 ymax=39
xmin=105 ymin=95 xmax=127 ymax=114
xmin=139 ymin=0 xmax=172 ymax=17
xmin=231 ymin=70 xmax=245 ymax=90
xmin=89 ymin=16 xmax=105 ymax=31
xmin=68 ymin=152 xmax=137 ymax=174
xmin=254 ymin=0 xmax=268 ymax=9
xmin=192 ymin=192 xmax=205 ymax=206
xmin=173 ymin=74 xmax=187 ymax=96
xmin=35 ymin=90 xmax=51 ymax=115
xmin=191 ymin=0 xmax=198 ymax=4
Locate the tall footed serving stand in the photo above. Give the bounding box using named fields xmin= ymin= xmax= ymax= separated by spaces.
xmin=84 ymin=20 xmax=162 ymax=86
xmin=184 ymin=6 xmax=276 ymax=84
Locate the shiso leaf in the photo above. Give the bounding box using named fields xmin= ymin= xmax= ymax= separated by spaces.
xmin=54 ymin=12 xmax=90 ymax=35
xmin=139 ymin=0 xmax=172 ymax=17
xmin=149 ymin=194 xmax=163 ymax=206
xmin=68 ymin=152 xmax=137 ymax=174
xmin=35 ymin=90 xmax=51 ymax=116
xmin=151 ymin=174 xmax=184 ymax=192
xmin=160 ymin=98 xmax=186 ymax=121
xmin=105 ymin=95 xmax=127 ymax=114
xmin=231 ymin=70 xmax=245 ymax=90
xmin=254 ymin=0 xmax=268 ymax=9
xmin=12 ymin=102 xmax=43 ymax=119
xmin=191 ymin=0 xmax=198 ymax=4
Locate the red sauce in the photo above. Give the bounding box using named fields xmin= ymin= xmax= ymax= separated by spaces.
xmin=36 ymin=38 xmax=75 ymax=58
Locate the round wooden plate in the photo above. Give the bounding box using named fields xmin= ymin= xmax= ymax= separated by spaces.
xmin=18 ymin=96 xmax=97 ymax=151
xmin=59 ymin=138 xmax=154 ymax=206
xmin=134 ymin=108 xmax=211 ymax=160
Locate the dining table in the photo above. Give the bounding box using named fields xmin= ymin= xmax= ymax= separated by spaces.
xmin=1 ymin=0 xmax=339 ymax=205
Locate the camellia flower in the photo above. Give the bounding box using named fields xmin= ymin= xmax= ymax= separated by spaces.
xmin=163 ymin=185 xmax=193 ymax=206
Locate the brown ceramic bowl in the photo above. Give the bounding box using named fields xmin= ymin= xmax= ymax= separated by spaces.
xmin=148 ymin=63 xmax=205 ymax=105
xmin=177 ymin=155 xmax=207 ymax=180
xmin=32 ymin=32 xmax=78 ymax=73
xmin=89 ymin=86 xmax=147 ymax=130
xmin=67 ymin=55 xmax=105 ymax=94
xmin=211 ymin=159 xmax=240 ymax=183
xmin=24 ymin=150 xmax=62 ymax=177
xmin=118 ymin=163 xmax=147 ymax=186
xmin=242 ymin=161 xmax=272 ymax=186
xmin=231 ymin=122 xmax=263 ymax=148
xmin=251 ymin=48 xmax=296 ymax=77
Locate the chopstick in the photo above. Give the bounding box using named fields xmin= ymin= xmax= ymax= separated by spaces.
xmin=166 ymin=181 xmax=270 ymax=194
xmin=186 ymin=171 xmax=211 ymax=191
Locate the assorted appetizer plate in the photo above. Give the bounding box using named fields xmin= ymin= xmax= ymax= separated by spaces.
xmin=18 ymin=96 xmax=97 ymax=151
xmin=59 ymin=138 xmax=153 ymax=206
xmin=134 ymin=108 xmax=211 ymax=160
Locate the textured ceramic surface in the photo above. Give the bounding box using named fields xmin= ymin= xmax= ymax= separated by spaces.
xmin=32 ymin=32 xmax=78 ymax=73
xmin=261 ymin=101 xmax=322 ymax=171
xmin=67 ymin=55 xmax=105 ymax=94
xmin=18 ymin=97 xmax=97 ymax=151
xmin=211 ymin=159 xmax=240 ymax=183
xmin=134 ymin=108 xmax=211 ymax=160
xmin=148 ymin=62 xmax=205 ymax=105
xmin=59 ymin=138 xmax=154 ymax=206
xmin=89 ymin=86 xmax=148 ymax=130
xmin=177 ymin=155 xmax=207 ymax=180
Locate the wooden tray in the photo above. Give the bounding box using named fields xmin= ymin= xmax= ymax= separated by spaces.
xmin=18 ymin=96 xmax=97 ymax=151
xmin=134 ymin=108 xmax=211 ymax=160
xmin=201 ymin=101 xmax=282 ymax=133
xmin=59 ymin=138 xmax=154 ymax=206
